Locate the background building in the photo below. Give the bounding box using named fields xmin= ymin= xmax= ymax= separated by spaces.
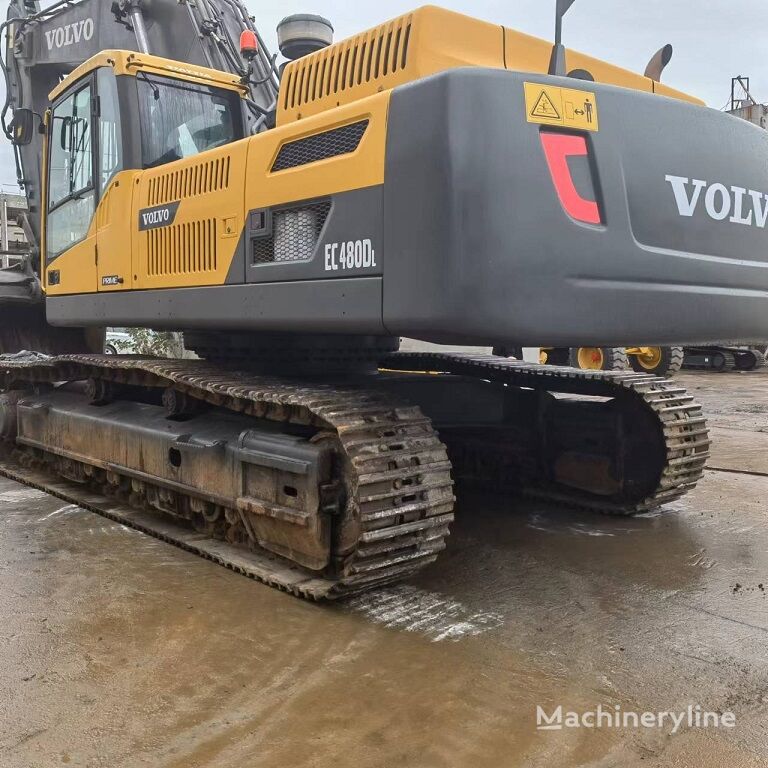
xmin=0 ymin=192 xmax=28 ymax=268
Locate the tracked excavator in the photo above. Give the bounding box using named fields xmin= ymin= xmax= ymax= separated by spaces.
xmin=0 ymin=0 xmax=766 ymax=599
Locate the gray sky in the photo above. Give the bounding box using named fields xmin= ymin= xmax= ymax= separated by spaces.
xmin=1 ymin=0 xmax=767 ymax=189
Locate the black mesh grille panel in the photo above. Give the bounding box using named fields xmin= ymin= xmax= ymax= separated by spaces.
xmin=271 ymin=121 xmax=368 ymax=172
xmin=252 ymin=201 xmax=332 ymax=265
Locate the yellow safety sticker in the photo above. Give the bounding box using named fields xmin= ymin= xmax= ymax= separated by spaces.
xmin=524 ymin=82 xmax=599 ymax=132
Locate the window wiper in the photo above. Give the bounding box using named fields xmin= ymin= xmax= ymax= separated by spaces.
xmin=137 ymin=71 xmax=160 ymax=101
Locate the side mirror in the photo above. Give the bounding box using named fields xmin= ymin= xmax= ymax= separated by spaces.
xmin=11 ymin=108 xmax=36 ymax=146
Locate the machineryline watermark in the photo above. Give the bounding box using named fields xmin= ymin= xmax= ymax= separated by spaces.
xmin=536 ymin=704 xmax=736 ymax=733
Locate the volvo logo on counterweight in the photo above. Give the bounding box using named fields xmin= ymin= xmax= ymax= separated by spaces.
xmin=138 ymin=202 xmax=180 ymax=231
xmin=666 ymin=175 xmax=768 ymax=228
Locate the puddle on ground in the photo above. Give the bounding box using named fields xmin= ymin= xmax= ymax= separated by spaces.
xmin=345 ymin=584 xmax=504 ymax=642
xmin=0 ymin=487 xmax=50 ymax=503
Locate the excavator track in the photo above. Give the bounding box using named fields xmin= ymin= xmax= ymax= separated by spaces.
xmin=0 ymin=351 xmax=709 ymax=597
xmin=383 ymin=353 xmax=710 ymax=515
xmin=0 ymin=354 xmax=455 ymax=600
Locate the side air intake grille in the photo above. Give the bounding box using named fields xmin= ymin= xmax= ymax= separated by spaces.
xmin=252 ymin=201 xmax=331 ymax=265
xmin=96 ymin=183 xmax=113 ymax=229
xmin=272 ymin=121 xmax=368 ymax=172
xmin=147 ymin=219 xmax=218 ymax=276
xmin=282 ymin=14 xmax=412 ymax=110
xmin=147 ymin=156 xmax=231 ymax=206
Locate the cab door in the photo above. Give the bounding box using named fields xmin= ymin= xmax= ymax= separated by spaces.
xmin=44 ymin=74 xmax=98 ymax=296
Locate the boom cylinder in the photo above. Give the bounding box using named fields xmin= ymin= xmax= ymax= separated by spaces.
xmin=125 ymin=0 xmax=150 ymax=54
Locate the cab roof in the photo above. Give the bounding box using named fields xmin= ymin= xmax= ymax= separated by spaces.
xmin=49 ymin=50 xmax=248 ymax=102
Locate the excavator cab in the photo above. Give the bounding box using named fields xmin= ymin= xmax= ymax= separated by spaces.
xmin=40 ymin=56 xmax=247 ymax=292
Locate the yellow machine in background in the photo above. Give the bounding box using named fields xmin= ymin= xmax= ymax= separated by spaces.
xmin=567 ymin=346 xmax=685 ymax=377
xmin=495 ymin=346 xmax=685 ymax=377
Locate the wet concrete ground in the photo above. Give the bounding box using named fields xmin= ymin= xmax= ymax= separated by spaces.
xmin=1 ymin=369 xmax=768 ymax=767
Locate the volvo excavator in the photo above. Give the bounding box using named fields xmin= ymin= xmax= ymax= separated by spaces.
xmin=0 ymin=0 xmax=766 ymax=599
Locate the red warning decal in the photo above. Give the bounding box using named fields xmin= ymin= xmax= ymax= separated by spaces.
xmin=540 ymin=133 xmax=601 ymax=225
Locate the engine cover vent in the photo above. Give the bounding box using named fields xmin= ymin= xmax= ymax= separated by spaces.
xmin=147 ymin=156 xmax=231 ymax=206
xmin=271 ymin=120 xmax=368 ymax=172
xmin=147 ymin=219 xmax=218 ymax=276
xmin=281 ymin=13 xmax=412 ymax=114
xmin=252 ymin=200 xmax=331 ymax=265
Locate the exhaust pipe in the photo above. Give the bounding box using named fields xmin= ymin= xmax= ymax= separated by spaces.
xmin=644 ymin=44 xmax=673 ymax=83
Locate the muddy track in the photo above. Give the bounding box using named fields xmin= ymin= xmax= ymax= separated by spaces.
xmin=383 ymin=353 xmax=710 ymax=514
xmin=0 ymin=352 xmax=709 ymax=597
xmin=0 ymin=355 xmax=455 ymax=599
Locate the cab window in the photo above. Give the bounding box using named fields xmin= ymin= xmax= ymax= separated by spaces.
xmin=137 ymin=73 xmax=242 ymax=169
xmin=47 ymin=81 xmax=94 ymax=261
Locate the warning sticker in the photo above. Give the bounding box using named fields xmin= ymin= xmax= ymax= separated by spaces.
xmin=524 ymin=82 xmax=599 ymax=132
xmin=530 ymin=91 xmax=561 ymax=120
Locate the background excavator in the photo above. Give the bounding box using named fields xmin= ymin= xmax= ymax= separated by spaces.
xmin=0 ymin=0 xmax=766 ymax=598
